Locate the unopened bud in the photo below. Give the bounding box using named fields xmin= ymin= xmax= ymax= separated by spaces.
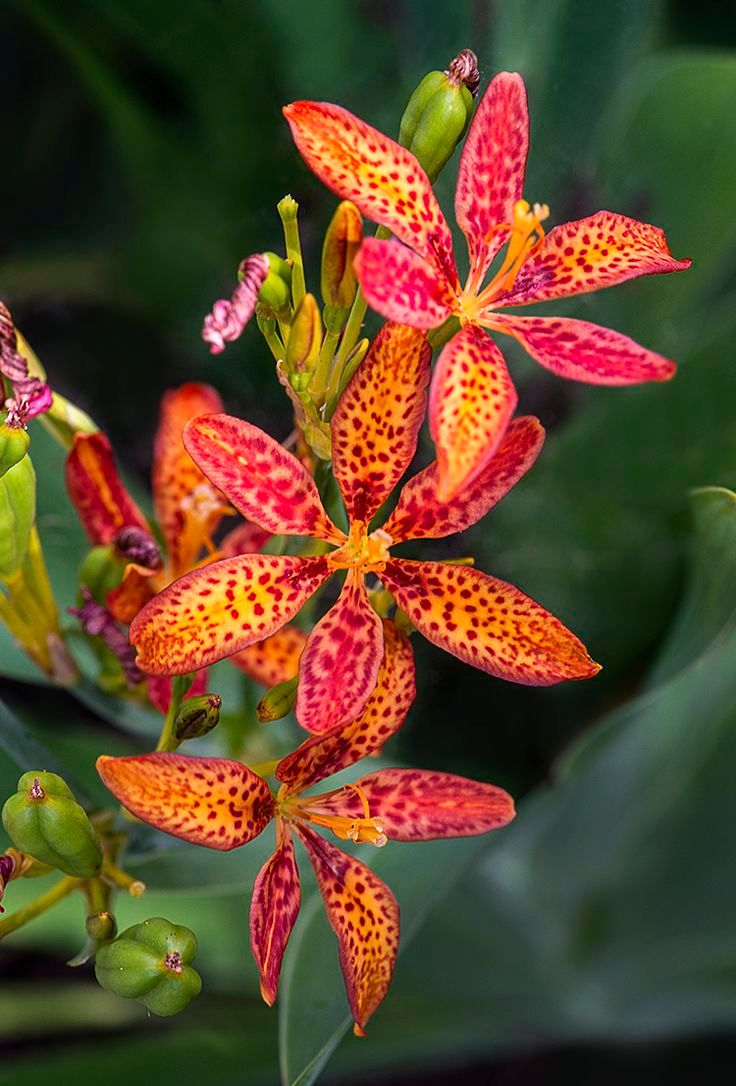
xmin=321 ymin=201 xmax=362 ymax=312
xmin=256 ymin=675 xmax=298 ymax=723
xmin=87 ymin=910 xmax=117 ymax=943
xmin=0 ymin=454 xmax=35 ymax=578
xmin=399 ymin=49 xmax=477 ymax=181
xmin=277 ymin=194 xmax=299 ymax=223
xmin=285 ymin=294 xmax=322 ymax=373
xmin=2 ymin=771 xmax=102 ymax=878
xmin=0 ymin=423 xmax=30 ymax=478
xmin=256 ymin=252 xmax=292 ymax=312
xmin=174 ymin=693 xmax=222 ymax=742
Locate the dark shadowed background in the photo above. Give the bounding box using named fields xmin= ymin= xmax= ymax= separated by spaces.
xmin=2 ymin=1 xmax=736 ymax=1083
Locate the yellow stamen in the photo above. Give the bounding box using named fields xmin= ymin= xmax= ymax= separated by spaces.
xmin=287 ymin=782 xmax=388 ymax=847
xmin=327 ymin=521 xmax=393 ymax=572
xmin=467 ymin=199 xmax=550 ymax=313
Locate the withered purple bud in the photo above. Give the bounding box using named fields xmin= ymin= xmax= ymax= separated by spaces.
xmin=0 ymin=301 xmax=53 ymax=429
xmin=446 ymin=49 xmax=480 ymax=95
xmin=202 ymin=253 xmax=269 ymax=355
xmin=113 ymin=526 xmax=163 ymax=570
xmin=69 ymin=587 xmax=143 ymax=687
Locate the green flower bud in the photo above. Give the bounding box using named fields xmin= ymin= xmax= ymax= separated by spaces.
xmin=2 ymin=771 xmax=102 ymax=878
xmin=256 ymin=252 xmax=292 ymax=312
xmin=0 ymin=423 xmax=30 ymax=478
xmin=256 ymin=674 xmax=298 ymax=723
xmin=399 ymin=49 xmax=478 ymax=182
xmin=321 ymin=201 xmax=363 ymax=311
xmin=174 ymin=693 xmax=222 ymax=743
xmin=285 ymin=294 xmax=322 ymax=373
xmin=77 ymin=545 xmax=126 ymax=604
xmin=95 ymin=917 xmax=201 ymax=1016
xmin=0 ymin=454 xmax=35 ymax=578
xmin=277 ymin=194 xmax=299 ymax=223
xmin=86 ymin=910 xmax=117 ymax=943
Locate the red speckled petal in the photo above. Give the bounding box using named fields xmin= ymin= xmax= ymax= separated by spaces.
xmin=332 ymin=322 xmax=431 ymax=524
xmin=307 ymin=768 xmax=515 ymax=841
xmin=130 ymin=554 xmax=331 ymax=675
xmin=384 ymin=415 xmax=544 ymax=543
xmin=283 ymin=101 xmax=456 ymax=280
xmin=295 ymin=570 xmax=383 ymax=733
xmin=495 ymin=211 xmax=692 ymax=307
xmin=354 ymin=238 xmax=454 ymax=329
xmin=277 ymin=619 xmax=415 ymax=792
xmin=96 ymin=752 xmax=274 ymax=851
xmin=250 ymin=823 xmax=301 ymax=1005
xmin=230 ymin=624 xmax=307 ymax=687
xmin=152 ymin=383 xmax=227 ymax=578
xmin=488 ymin=314 xmax=677 ymax=385
xmin=219 ymin=520 xmax=271 ymax=557
xmin=146 ymin=668 xmax=208 ymax=715
xmin=429 ymin=325 xmax=517 ymax=502
xmin=455 ymin=72 xmax=529 ymax=281
xmin=65 ymin=432 xmax=150 ymax=546
xmin=381 ymin=559 xmax=600 ymax=685
xmin=295 ymin=823 xmax=399 ymax=1036
xmin=183 ymin=414 xmax=343 ymax=543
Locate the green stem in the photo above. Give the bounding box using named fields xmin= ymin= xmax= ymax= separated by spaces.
xmin=155 ymin=674 xmax=192 ymax=752
xmin=261 ymin=324 xmax=286 ymax=362
xmin=333 ymin=224 xmax=390 ymax=368
xmin=282 ymin=220 xmax=306 ymax=308
xmin=0 ymin=876 xmax=80 ymax=939
xmin=427 ymin=315 xmax=461 ymax=351
xmin=310 ymin=327 xmax=340 ymax=406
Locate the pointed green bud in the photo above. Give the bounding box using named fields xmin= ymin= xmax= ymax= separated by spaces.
xmin=0 ymin=423 xmax=30 ymax=478
xmin=285 ymin=294 xmax=322 ymax=373
xmin=0 ymin=454 xmax=35 ymax=578
xmin=174 ymin=693 xmax=222 ymax=743
xmin=399 ymin=49 xmax=478 ymax=182
xmin=277 ymin=194 xmax=299 ymax=223
xmin=2 ymin=771 xmax=102 ymax=878
xmin=256 ymin=674 xmax=298 ymax=723
xmin=321 ymin=201 xmax=363 ymax=312
xmin=95 ymin=917 xmax=201 ymax=1016
xmin=257 ymin=252 xmax=292 ymax=311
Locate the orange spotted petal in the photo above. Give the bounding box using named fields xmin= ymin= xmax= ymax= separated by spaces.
xmin=455 ymin=71 xmax=529 ymax=282
xmin=183 ymin=414 xmax=343 ymax=543
xmin=295 ymin=823 xmax=399 ymax=1036
xmin=250 ymin=822 xmax=301 ymax=1006
xmin=65 ymin=432 xmax=150 ymax=546
xmin=106 ymin=563 xmax=158 ymax=624
xmin=283 ymin=101 xmax=456 ymax=279
xmin=429 ymin=325 xmax=517 ymax=502
xmin=488 ymin=314 xmax=677 ymax=385
xmin=354 ymin=238 xmax=454 ymax=329
xmin=230 ymin=624 xmax=307 ymax=687
xmin=96 ymin=752 xmax=274 ymax=851
xmin=130 ymin=554 xmax=331 ymax=675
xmin=219 ymin=520 xmax=271 ymax=557
xmin=384 ymin=415 xmax=544 ymax=543
xmin=307 ymin=768 xmax=515 ymax=841
xmin=381 ymin=559 xmax=600 ymax=686
xmin=295 ymin=570 xmax=383 ymax=734
xmin=332 ymin=322 xmax=431 ymax=524
xmin=277 ymin=619 xmax=415 ymax=793
xmin=494 ymin=211 xmax=692 ymax=308
xmin=152 ymin=383 xmax=227 ymax=578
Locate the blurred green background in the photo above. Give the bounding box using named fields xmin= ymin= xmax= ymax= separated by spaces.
xmin=2 ymin=0 xmax=736 ymax=1082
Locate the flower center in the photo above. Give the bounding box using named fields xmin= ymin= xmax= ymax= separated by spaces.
xmin=462 ymin=199 xmax=549 ymax=315
xmin=328 ymin=521 xmax=392 ymax=572
xmin=280 ymin=783 xmax=388 ymax=848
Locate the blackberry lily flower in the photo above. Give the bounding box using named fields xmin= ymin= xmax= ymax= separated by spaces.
xmin=98 ymin=623 xmax=515 ymax=1034
xmin=130 ymin=322 xmax=599 ymax=734
xmin=65 ymin=383 xmax=296 ymax=705
xmin=284 ymin=73 xmax=692 ymax=498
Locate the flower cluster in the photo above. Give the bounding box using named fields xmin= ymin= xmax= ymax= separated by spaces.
xmin=0 ymin=50 xmax=689 ymax=1036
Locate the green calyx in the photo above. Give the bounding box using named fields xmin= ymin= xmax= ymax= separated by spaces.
xmin=399 ymin=63 xmax=475 ymax=182
xmin=0 ymin=423 xmax=30 ymax=478
xmin=95 ymin=917 xmax=202 ymax=1016
xmin=0 ymin=454 xmax=36 ymax=578
xmin=1 ymin=771 xmax=102 ymax=878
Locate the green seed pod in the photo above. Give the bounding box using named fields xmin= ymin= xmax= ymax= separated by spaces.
xmin=77 ymin=545 xmax=126 ymax=604
xmin=87 ymin=911 xmax=118 ymax=943
xmin=2 ymin=771 xmax=102 ymax=878
xmin=256 ymin=674 xmax=298 ymax=723
xmin=399 ymin=50 xmax=478 ymax=182
xmin=0 ymin=454 xmax=36 ymax=578
xmin=174 ymin=693 xmax=222 ymax=743
xmin=257 ymin=252 xmax=292 ymax=311
xmin=95 ymin=917 xmax=201 ymax=1016
xmin=0 ymin=423 xmax=30 ymax=478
